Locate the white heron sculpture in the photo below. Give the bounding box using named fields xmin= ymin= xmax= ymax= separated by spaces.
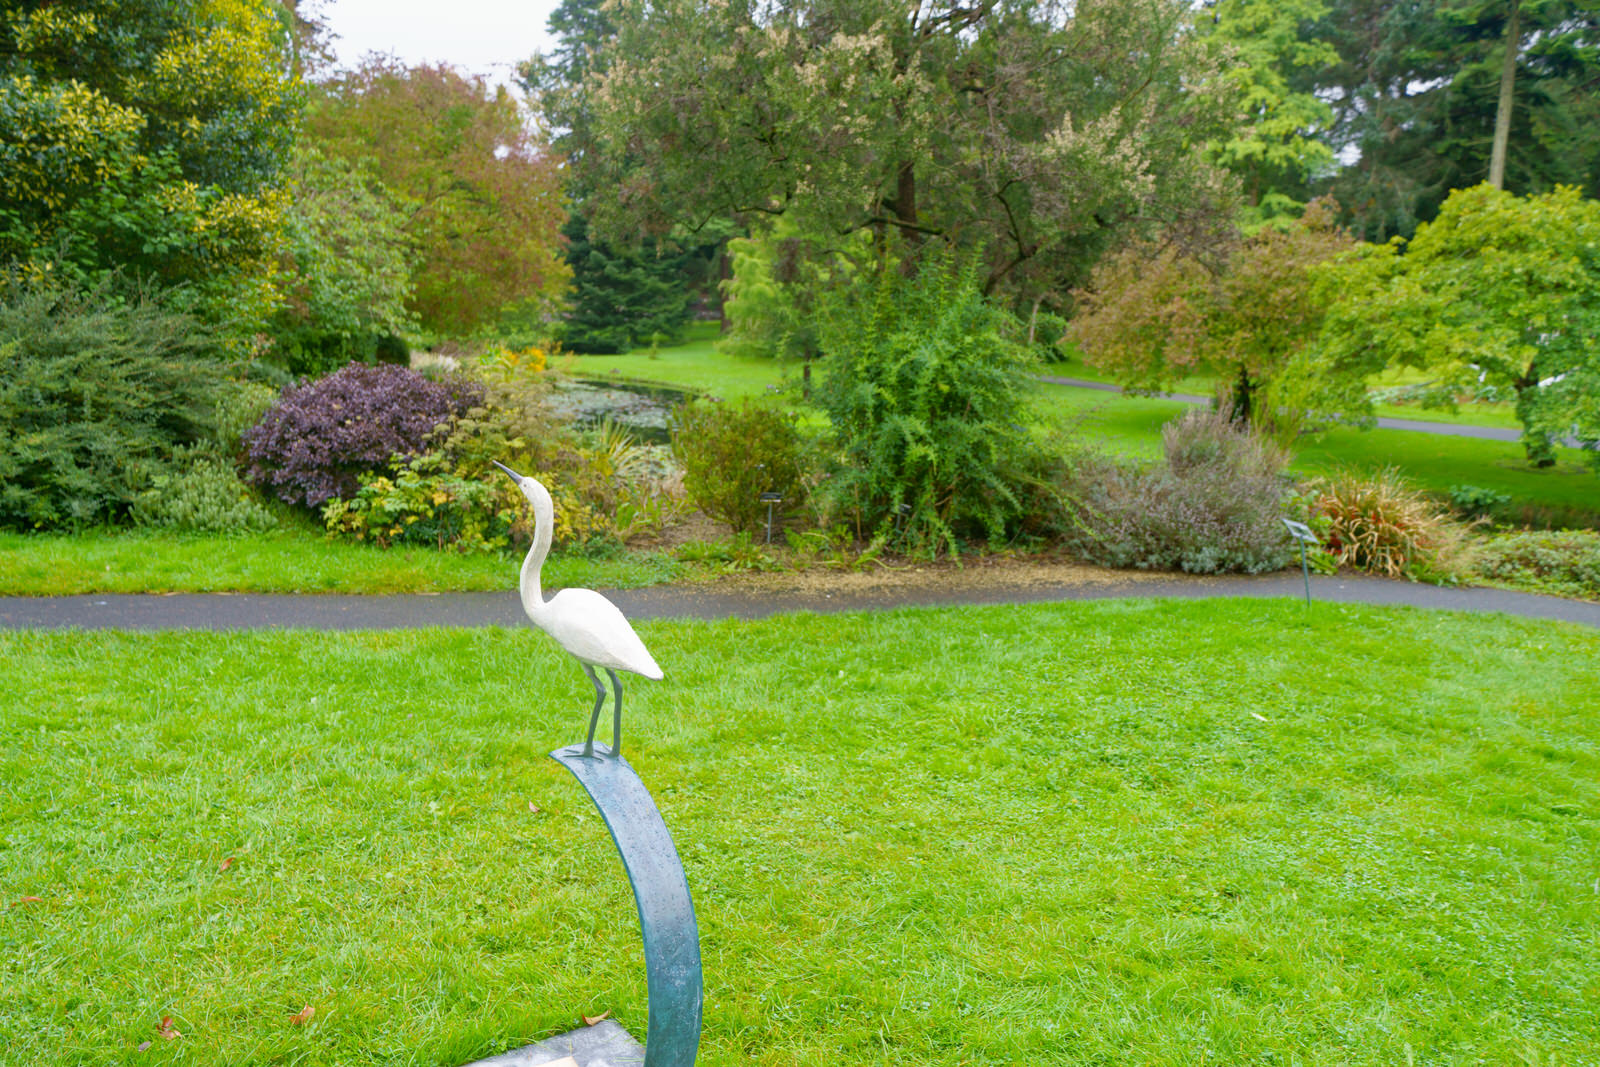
xmin=494 ymin=460 xmax=663 ymax=758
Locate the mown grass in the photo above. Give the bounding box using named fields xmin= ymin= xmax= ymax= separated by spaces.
xmin=557 ymin=323 xmax=799 ymax=403
xmin=0 ymin=528 xmax=690 ymax=597
xmin=1033 ymin=384 xmax=1600 ymax=526
xmin=1043 ymin=356 xmax=1523 ymax=429
xmin=2 ymin=599 xmax=1597 ymax=1065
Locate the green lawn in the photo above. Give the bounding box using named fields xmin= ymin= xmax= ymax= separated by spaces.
xmin=2 ymin=599 xmax=1596 ymax=1065
xmin=1031 ymin=383 xmax=1600 ymax=526
xmin=559 ymin=322 xmax=800 ymax=402
xmin=1044 ymin=356 xmax=1522 ymax=429
xmin=0 ymin=528 xmax=690 ymax=597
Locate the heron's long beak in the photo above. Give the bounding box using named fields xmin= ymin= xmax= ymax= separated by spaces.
xmin=491 ymin=460 xmax=524 ymax=483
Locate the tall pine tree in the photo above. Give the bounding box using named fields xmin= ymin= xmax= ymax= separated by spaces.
xmin=520 ymin=0 xmax=704 ymax=353
xmin=1302 ymin=0 xmax=1600 ymax=240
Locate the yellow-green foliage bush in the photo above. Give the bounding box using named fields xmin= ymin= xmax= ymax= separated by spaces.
xmin=322 ymin=452 xmax=512 ymax=552
xmin=672 ymin=400 xmax=809 ymax=535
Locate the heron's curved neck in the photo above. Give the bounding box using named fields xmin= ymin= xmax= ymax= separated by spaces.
xmin=520 ymin=479 xmax=554 ymax=617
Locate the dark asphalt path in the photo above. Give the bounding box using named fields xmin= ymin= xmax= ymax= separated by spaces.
xmin=3 ymin=573 xmax=1595 ymax=631
xmin=1039 ymin=375 xmax=1541 ymax=443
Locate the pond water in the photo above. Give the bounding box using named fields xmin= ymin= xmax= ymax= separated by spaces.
xmin=544 ymin=378 xmax=693 ymax=443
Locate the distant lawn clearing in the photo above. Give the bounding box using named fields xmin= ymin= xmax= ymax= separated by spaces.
xmin=1033 ymin=383 xmax=1599 ymax=526
xmin=2 ymin=600 xmax=1596 ymax=1065
xmin=558 ymin=323 xmax=800 ymax=403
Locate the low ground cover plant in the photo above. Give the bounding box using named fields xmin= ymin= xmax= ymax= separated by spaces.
xmin=130 ymin=450 xmax=280 ymax=534
xmin=1474 ymin=528 xmax=1600 ymax=600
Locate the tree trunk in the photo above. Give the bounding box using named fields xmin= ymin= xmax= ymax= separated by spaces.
xmin=1489 ymin=0 xmax=1522 ymax=189
xmin=1230 ymin=365 xmax=1254 ymax=424
xmin=888 ymin=160 xmax=920 ymax=275
xmin=1514 ymin=363 xmax=1556 ymax=467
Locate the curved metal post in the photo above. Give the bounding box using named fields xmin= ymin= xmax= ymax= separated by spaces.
xmin=552 ymin=745 xmax=702 ymax=1067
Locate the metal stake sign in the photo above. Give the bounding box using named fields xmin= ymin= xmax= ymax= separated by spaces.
xmin=1282 ymin=518 xmax=1320 ymax=606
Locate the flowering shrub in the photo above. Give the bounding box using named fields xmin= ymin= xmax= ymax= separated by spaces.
xmin=1063 ymin=410 xmax=1296 ymax=574
xmin=242 ymin=363 xmax=482 ymax=508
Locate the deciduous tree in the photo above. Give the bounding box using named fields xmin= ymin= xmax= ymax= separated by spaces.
xmin=271 ymin=145 xmax=417 ymax=374
xmin=579 ymin=0 xmax=1239 ymax=311
xmin=1312 ymin=183 xmax=1600 ymax=468
xmin=305 ymin=60 xmax=569 ymax=336
xmin=0 ymin=0 xmax=300 ymax=343
xmin=1070 ymin=200 xmax=1355 ymax=426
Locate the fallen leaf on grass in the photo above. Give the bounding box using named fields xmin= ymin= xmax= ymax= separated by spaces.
xmin=12 ymin=896 xmax=43 ymax=907
xmin=219 ymin=857 xmax=236 ymax=872
xmin=136 ymin=1041 xmax=152 ymax=1052
xmin=157 ymin=1017 xmax=181 ymax=1041
xmin=528 ymin=802 xmax=540 ymax=814
xmin=289 ymin=1005 xmax=315 ymax=1025
xmin=582 ymin=1010 xmax=610 ymax=1026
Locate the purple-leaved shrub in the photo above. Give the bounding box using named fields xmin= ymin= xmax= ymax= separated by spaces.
xmin=242 ymin=363 xmax=482 ymax=507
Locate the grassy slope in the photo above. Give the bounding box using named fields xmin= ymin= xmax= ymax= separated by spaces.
xmin=2 ymin=599 xmax=1596 ymax=1065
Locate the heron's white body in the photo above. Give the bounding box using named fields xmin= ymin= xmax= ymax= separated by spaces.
xmin=528 ymin=586 xmax=663 ymax=678
xmin=511 ymin=472 xmax=663 ymax=681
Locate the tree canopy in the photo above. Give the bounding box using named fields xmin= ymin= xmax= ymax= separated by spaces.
xmin=1311 ymin=183 xmax=1600 ymax=467
xmin=0 ymin=0 xmax=300 ymax=343
xmin=577 ymin=0 xmax=1240 ymax=312
xmin=304 ymin=60 xmax=569 ymax=336
xmin=1070 ymin=199 xmax=1354 ymax=426
xmin=1303 ymin=0 xmax=1600 ymax=240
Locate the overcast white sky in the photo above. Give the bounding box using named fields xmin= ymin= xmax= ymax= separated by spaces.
xmin=320 ymin=0 xmax=561 ymax=87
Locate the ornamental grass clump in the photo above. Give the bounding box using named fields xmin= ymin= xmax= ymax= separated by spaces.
xmin=242 ymin=362 xmax=482 ymax=508
xmin=1310 ymin=468 xmax=1471 ymax=580
xmin=1063 ymin=409 xmax=1296 ymax=574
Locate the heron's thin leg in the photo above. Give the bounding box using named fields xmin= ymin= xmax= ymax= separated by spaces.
xmin=607 ymin=669 xmax=624 ymax=758
xmin=581 ymin=664 xmax=605 ymax=758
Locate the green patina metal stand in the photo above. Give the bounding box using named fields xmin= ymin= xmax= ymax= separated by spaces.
xmin=552 ymin=745 xmax=702 ymax=1067
xmin=1282 ymin=518 xmax=1320 ymax=607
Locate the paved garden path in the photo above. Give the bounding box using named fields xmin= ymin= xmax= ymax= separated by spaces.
xmin=3 ymin=571 xmax=1595 ymax=630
